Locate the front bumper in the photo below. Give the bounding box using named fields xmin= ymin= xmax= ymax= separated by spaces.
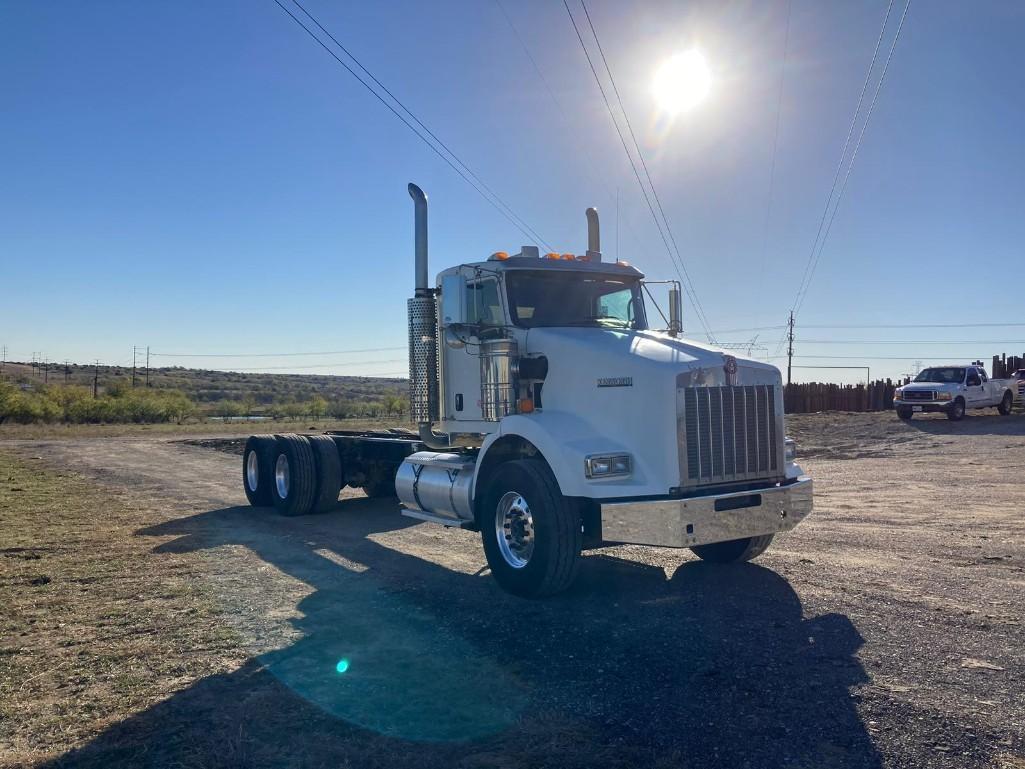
xmin=894 ymin=398 xmax=952 ymax=412
xmin=600 ymin=477 xmax=813 ymax=548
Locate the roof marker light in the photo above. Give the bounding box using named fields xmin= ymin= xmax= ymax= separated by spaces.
xmin=560 ymin=253 xmax=575 ymax=260
xmin=491 ymin=251 xmax=509 ymax=261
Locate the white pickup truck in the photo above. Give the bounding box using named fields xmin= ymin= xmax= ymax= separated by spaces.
xmin=894 ymin=364 xmax=1016 ymax=420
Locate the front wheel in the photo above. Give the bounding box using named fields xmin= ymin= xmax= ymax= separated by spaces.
xmin=947 ymin=398 xmax=966 ymax=421
xmin=896 ymin=406 xmax=913 ymax=420
xmin=479 ymin=458 xmax=582 ymax=598
xmin=998 ymin=392 xmax=1013 ymax=416
xmin=690 ymin=534 xmax=774 ymax=564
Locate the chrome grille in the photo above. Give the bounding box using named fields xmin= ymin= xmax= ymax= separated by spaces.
xmin=680 ymin=385 xmax=782 ymax=486
xmin=903 ymin=390 xmax=934 ymax=401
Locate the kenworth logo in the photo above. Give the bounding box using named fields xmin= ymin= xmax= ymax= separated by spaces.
xmin=597 ymin=377 xmax=633 ymax=388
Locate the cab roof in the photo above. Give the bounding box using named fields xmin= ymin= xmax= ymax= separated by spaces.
xmin=443 ymin=256 xmax=645 ymax=280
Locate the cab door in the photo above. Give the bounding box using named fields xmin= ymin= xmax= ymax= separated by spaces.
xmin=964 ymin=367 xmax=986 ymax=407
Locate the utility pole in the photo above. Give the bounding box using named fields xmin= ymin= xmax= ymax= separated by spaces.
xmin=1 ymin=345 xmax=6 ymax=377
xmin=132 ymin=346 xmax=138 ymax=387
xmin=93 ymin=360 xmax=100 ymax=398
xmin=145 ymin=346 xmax=150 ymax=387
xmin=786 ymin=311 xmax=795 ymax=386
xmin=64 ymin=360 xmax=70 ymax=383
xmin=43 ymin=356 xmax=48 ymax=384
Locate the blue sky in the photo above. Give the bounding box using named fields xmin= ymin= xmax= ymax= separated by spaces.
xmin=3 ymin=0 xmax=1023 ymax=383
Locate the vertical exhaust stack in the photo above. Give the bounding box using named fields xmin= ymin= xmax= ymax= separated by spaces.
xmin=585 ymin=207 xmax=602 ymax=262
xmin=407 ymin=183 xmax=440 ymax=426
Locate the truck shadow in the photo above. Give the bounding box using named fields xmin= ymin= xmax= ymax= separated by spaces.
xmin=901 ymin=411 xmax=1025 ymax=436
xmin=44 ymin=499 xmax=881 ymax=769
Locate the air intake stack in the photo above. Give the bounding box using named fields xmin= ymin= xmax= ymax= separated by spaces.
xmin=407 ymin=183 xmax=439 ymax=424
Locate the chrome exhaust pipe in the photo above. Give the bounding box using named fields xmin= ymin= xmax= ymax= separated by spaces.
xmin=585 ymin=207 xmax=601 ymax=262
xmin=409 ymin=183 xmax=429 ymax=295
xmin=407 ymin=182 xmax=440 ymax=429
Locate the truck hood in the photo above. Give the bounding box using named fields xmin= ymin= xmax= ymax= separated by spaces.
xmin=901 ymin=381 xmax=959 ymax=391
xmin=524 ymin=327 xmax=781 ymax=387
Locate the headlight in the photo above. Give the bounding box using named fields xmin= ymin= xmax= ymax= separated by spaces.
xmin=784 ymin=438 xmax=797 ymax=463
xmin=585 ymin=454 xmax=632 ymax=478
xmin=935 ymin=392 xmax=952 ymax=401
xmin=894 ymin=388 xmax=903 ymax=400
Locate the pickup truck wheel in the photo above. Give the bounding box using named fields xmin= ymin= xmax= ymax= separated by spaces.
xmin=270 ymin=434 xmax=317 ymax=516
xmin=242 ymin=435 xmax=277 ymax=506
xmin=480 ymin=458 xmax=582 ymax=598
xmin=690 ymin=534 xmax=774 ymax=564
xmin=946 ymin=397 xmax=966 ymax=421
xmin=998 ymin=391 xmax=1013 ymax=416
xmin=896 ymin=406 xmax=913 ymax=420
xmin=308 ymin=435 xmax=342 ymax=513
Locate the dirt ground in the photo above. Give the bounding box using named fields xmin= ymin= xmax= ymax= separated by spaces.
xmin=1 ymin=411 xmax=1024 ymax=768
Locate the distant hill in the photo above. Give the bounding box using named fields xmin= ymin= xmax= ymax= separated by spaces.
xmin=1 ymin=361 xmax=408 ymax=405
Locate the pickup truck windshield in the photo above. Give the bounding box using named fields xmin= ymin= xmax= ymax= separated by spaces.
xmin=505 ymin=271 xmax=648 ymax=330
xmin=914 ymin=367 xmax=965 ymax=383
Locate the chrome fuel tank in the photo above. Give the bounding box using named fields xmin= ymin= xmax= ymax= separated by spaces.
xmin=395 ymin=451 xmax=475 ymax=522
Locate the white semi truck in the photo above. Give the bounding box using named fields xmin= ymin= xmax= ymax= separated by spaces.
xmin=241 ymin=184 xmax=814 ymax=597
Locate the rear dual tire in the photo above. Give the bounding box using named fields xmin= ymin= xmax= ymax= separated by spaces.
xmin=271 ymin=434 xmax=318 ymax=516
xmin=243 ymin=435 xmax=278 ymax=506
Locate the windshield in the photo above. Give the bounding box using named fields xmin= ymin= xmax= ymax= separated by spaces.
xmin=914 ymin=367 xmax=965 ymax=383
xmin=505 ymin=271 xmax=647 ymax=330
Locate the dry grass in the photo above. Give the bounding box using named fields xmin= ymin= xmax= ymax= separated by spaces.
xmin=0 ymin=451 xmax=246 ymax=767
xmin=0 ymin=417 xmax=410 ymax=441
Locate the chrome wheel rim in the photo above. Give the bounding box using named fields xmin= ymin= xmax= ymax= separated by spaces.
xmin=275 ymin=454 xmax=290 ymax=499
xmin=495 ymin=491 xmax=534 ymax=569
xmin=246 ymin=451 xmax=260 ymax=491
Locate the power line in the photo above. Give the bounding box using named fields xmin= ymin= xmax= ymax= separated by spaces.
xmin=494 ymin=0 xmax=643 ymax=254
xmin=149 ymin=348 xmax=405 ymax=360
xmin=577 ymin=0 xmax=715 ymax=341
xmin=767 ymin=354 xmax=1006 ymax=361
xmin=802 ymin=322 xmax=1025 ymax=330
xmin=756 ymin=0 xmax=793 ymax=288
xmin=793 ymin=0 xmax=913 ymax=318
xmin=770 ymin=339 xmax=1025 ymax=345
xmin=272 ymin=0 xmax=553 ymax=251
xmin=788 ymin=0 xmax=895 ymax=317
xmin=563 ymin=0 xmax=714 ymax=341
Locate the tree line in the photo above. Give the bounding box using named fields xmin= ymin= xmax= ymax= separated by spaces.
xmin=0 ymin=381 xmax=408 ymax=425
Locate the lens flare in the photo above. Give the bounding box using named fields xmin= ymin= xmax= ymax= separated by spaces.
xmin=653 ymin=50 xmax=711 ymax=114
xmin=336 ymin=658 xmax=350 ymax=674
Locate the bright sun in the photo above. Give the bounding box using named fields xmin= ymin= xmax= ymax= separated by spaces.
xmin=653 ymin=50 xmax=711 ymax=114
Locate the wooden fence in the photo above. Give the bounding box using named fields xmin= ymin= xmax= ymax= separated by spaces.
xmin=992 ymin=354 xmax=1025 ymax=379
xmin=784 ymin=380 xmax=901 ymax=414
xmin=783 ymin=352 xmax=1024 ymax=414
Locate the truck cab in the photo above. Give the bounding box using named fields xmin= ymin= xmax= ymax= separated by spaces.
xmin=895 ymin=365 xmax=1016 ymax=421
xmin=397 ymin=183 xmax=813 ymax=596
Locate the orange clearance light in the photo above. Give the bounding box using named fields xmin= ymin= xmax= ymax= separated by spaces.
xmin=518 ymin=398 xmax=535 ymax=413
xmin=561 ymin=253 xmax=575 ymax=260
xmin=491 ymin=251 xmax=509 ymax=261
xmin=545 ymin=252 xmax=561 ymax=260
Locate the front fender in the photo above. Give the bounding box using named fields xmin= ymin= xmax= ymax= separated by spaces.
xmin=472 ymin=412 xmax=665 ymax=500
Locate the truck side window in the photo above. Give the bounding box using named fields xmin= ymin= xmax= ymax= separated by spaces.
xmin=967 ymin=369 xmax=981 ymax=386
xmin=466 ymin=279 xmax=502 ymax=326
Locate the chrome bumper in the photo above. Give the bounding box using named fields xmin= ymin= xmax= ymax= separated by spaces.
xmin=600 ymin=477 xmax=813 ymax=548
